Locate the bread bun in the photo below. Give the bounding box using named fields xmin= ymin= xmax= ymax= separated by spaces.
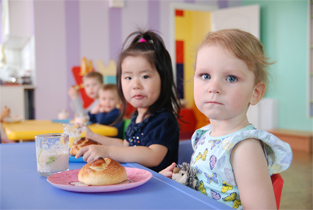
xmin=78 ymin=158 xmax=127 ymax=185
xmin=70 ymin=137 xmax=101 ymax=156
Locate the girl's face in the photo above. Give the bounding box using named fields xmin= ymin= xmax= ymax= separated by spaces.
xmin=83 ymin=78 xmax=102 ymax=99
xmin=121 ymin=56 xmax=161 ymax=114
xmin=99 ymin=90 xmax=118 ymax=113
xmin=194 ymin=45 xmax=260 ymax=123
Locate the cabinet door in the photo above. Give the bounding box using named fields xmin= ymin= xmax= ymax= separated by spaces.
xmin=0 ymin=87 xmax=25 ymax=120
xmin=212 ymin=4 xmax=260 ymax=38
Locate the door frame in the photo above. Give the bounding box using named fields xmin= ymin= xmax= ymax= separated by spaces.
xmin=169 ymin=2 xmax=217 ymax=80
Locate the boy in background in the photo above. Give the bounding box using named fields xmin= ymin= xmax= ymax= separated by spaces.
xmin=68 ymin=72 xmax=103 ymax=116
xmin=88 ymin=84 xmax=124 ymax=139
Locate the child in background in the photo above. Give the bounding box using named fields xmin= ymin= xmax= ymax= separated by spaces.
xmin=88 ymin=84 xmax=124 ymax=139
xmin=0 ymin=106 xmax=10 ymax=123
xmin=76 ymin=29 xmax=181 ymax=172
xmin=0 ymin=106 xmax=14 ymax=143
xmin=160 ymin=29 xmax=292 ymax=209
xmin=68 ymin=71 xmax=103 ymax=116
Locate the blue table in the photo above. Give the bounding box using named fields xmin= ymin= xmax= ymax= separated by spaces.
xmin=0 ymin=143 xmax=231 ymax=209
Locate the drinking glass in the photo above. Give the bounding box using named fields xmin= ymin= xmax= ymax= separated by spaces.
xmin=63 ymin=123 xmax=86 ymax=148
xmin=35 ymin=133 xmax=69 ymax=177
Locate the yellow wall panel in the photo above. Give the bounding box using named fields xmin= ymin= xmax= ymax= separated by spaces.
xmin=175 ymin=10 xmax=211 ymax=108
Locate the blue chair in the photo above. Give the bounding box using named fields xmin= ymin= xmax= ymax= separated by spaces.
xmin=178 ymin=140 xmax=193 ymax=165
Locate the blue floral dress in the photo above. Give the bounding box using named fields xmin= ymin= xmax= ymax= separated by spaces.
xmin=190 ymin=124 xmax=293 ymax=209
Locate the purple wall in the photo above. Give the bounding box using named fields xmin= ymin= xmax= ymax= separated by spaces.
xmin=0 ymin=0 xmax=2 ymax=44
xmin=65 ymin=0 xmax=80 ymax=118
xmin=32 ymin=0 xmax=235 ymax=119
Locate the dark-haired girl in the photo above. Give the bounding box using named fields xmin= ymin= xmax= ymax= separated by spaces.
xmin=76 ymin=30 xmax=181 ymax=172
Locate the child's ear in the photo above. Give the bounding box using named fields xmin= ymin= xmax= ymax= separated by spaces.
xmin=250 ymin=82 xmax=265 ymax=105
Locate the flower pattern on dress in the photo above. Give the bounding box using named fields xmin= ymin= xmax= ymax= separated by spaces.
xmin=190 ymin=124 xmax=293 ymax=210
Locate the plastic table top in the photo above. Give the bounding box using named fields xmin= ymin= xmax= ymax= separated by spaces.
xmin=1 ymin=120 xmax=117 ymax=141
xmin=0 ymin=142 xmax=232 ymax=210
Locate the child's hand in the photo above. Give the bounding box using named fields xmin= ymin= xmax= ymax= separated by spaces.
xmin=86 ymin=126 xmax=101 ymax=144
xmin=90 ymin=104 xmax=101 ymax=114
xmin=1 ymin=106 xmax=10 ymax=120
xmin=159 ymin=162 xmax=176 ymax=178
xmin=98 ymin=105 xmax=106 ymax=113
xmin=86 ymin=126 xmax=95 ymax=138
xmin=75 ymin=145 xmax=109 ymax=162
xmin=68 ymin=86 xmax=79 ymax=100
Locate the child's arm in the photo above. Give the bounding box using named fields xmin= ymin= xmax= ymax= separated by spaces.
xmin=86 ymin=126 xmax=125 ymax=146
xmin=231 ymin=139 xmax=276 ymax=209
xmin=0 ymin=106 xmax=10 ymax=122
xmin=68 ymin=86 xmax=79 ymax=100
xmin=90 ymin=103 xmax=101 ymax=114
xmin=96 ymin=109 xmax=119 ymax=125
xmin=76 ymin=144 xmax=168 ymax=168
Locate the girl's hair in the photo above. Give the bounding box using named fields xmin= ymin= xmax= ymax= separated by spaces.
xmin=116 ymin=29 xmax=181 ymax=120
xmin=196 ymin=29 xmax=272 ymax=86
xmin=83 ymin=71 xmax=103 ymax=84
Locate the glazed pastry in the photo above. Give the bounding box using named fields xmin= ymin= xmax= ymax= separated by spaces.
xmin=70 ymin=137 xmax=101 ymax=156
xmin=78 ymin=158 xmax=127 ymax=185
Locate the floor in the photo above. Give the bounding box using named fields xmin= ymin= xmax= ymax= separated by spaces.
xmin=280 ymin=150 xmax=312 ymax=210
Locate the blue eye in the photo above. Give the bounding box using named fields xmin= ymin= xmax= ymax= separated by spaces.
xmin=227 ymin=75 xmax=237 ymax=82
xmin=201 ymin=74 xmax=210 ymax=80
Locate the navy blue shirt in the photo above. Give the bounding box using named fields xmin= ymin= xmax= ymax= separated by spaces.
xmin=88 ymin=108 xmax=124 ymax=139
xmin=125 ymin=110 xmax=179 ymax=172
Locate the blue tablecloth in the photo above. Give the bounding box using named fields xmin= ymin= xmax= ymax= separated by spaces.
xmin=0 ymin=142 xmax=231 ymax=209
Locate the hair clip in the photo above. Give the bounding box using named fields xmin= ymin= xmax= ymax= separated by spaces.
xmin=139 ymin=38 xmax=147 ymax=43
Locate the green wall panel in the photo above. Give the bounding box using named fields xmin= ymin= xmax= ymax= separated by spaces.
xmin=242 ymin=0 xmax=313 ymax=131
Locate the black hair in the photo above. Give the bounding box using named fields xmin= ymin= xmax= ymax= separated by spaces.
xmin=116 ymin=29 xmax=181 ymax=121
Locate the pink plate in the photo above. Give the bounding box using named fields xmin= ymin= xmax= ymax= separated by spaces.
xmin=47 ymin=167 xmax=152 ymax=193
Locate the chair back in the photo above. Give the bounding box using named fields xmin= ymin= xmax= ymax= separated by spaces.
xmin=271 ymin=173 xmax=284 ymax=210
xmin=122 ymin=119 xmax=131 ymax=139
xmin=178 ymin=140 xmax=193 ymax=165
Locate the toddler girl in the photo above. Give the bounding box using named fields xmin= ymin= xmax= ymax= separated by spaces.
xmin=76 ymin=30 xmax=181 ymax=172
xmin=161 ymin=29 xmax=292 ymax=209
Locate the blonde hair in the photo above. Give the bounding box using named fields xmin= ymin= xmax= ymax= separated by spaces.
xmin=196 ymin=29 xmax=273 ymax=86
xmin=101 ymin=84 xmax=118 ymax=93
xmin=100 ymin=84 xmax=120 ymax=101
xmin=83 ymin=71 xmax=103 ymax=84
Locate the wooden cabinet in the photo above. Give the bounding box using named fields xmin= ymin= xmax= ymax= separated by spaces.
xmin=0 ymin=85 xmax=35 ymax=120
